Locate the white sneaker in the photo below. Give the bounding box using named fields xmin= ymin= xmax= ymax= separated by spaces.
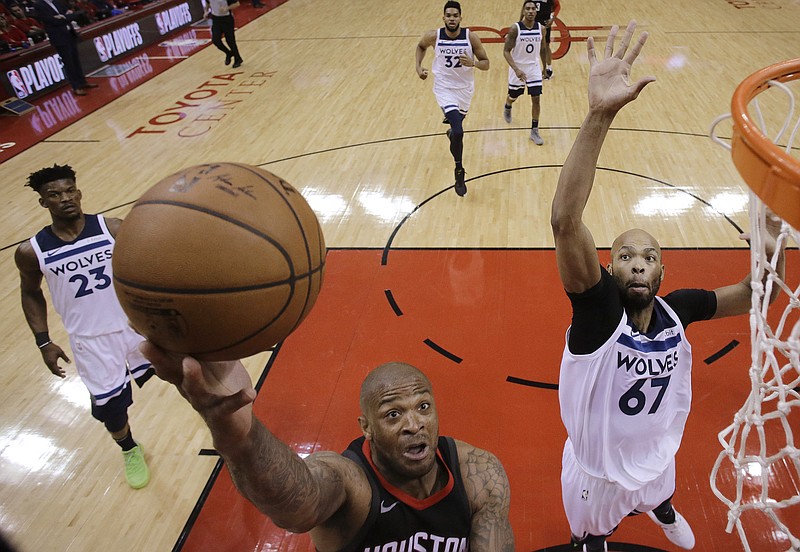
xmin=647 ymin=509 xmax=695 ymax=549
xmin=530 ymin=128 xmax=544 ymax=145
xmin=503 ymin=105 xmax=512 ymax=123
xmin=582 ymin=543 xmax=607 ymax=551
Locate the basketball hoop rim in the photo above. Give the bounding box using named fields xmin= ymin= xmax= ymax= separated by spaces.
xmin=730 ymin=58 xmax=800 ymax=229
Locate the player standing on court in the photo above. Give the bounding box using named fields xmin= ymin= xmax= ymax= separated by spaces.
xmin=503 ymin=0 xmax=547 ymax=145
xmin=416 ymin=0 xmax=489 ymax=197
xmin=532 ymin=0 xmax=557 ymax=79
xmin=550 ymin=22 xmax=785 ymax=552
xmin=15 ymin=164 xmax=154 ymax=490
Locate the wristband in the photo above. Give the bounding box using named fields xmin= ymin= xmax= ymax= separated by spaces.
xmin=35 ymin=331 xmax=51 ymax=348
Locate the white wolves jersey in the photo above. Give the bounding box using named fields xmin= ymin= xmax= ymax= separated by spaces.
xmin=509 ymin=21 xmax=543 ymax=85
xmin=432 ymin=27 xmax=474 ymax=90
xmin=30 ymin=214 xmax=129 ymax=336
xmin=559 ymin=296 xmax=693 ymax=491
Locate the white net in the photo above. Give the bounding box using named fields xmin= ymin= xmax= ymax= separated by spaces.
xmin=709 ymin=70 xmax=800 ymax=552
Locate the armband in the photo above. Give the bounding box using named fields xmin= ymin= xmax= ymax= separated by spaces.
xmin=35 ymin=331 xmax=51 ymax=349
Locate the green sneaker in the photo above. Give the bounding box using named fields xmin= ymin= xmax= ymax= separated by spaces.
xmin=122 ymin=444 xmax=150 ymax=489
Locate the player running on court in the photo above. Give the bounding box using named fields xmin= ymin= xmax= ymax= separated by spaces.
xmin=503 ymin=0 xmax=547 ymax=145
xmin=416 ymin=0 xmax=489 ymax=197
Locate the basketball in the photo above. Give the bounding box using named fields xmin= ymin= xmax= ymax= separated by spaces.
xmin=112 ymin=163 xmax=326 ymax=361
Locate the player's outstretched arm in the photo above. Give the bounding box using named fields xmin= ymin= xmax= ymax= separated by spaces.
xmin=457 ymin=441 xmax=514 ymax=552
xmin=141 ymin=343 xmax=369 ymax=542
xmin=550 ymin=21 xmax=655 ymax=294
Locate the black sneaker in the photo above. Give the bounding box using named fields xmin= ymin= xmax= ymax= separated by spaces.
xmin=454 ymin=167 xmax=467 ymax=196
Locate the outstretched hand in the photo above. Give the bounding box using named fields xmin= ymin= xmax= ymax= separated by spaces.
xmin=587 ymin=20 xmax=655 ymax=113
xmin=140 ymin=341 xmax=257 ymax=450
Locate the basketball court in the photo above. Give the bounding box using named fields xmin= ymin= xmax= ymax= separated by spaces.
xmin=0 ymin=0 xmax=798 ymax=550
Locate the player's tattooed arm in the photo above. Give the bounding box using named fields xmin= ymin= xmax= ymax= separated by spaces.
xmin=140 ymin=346 xmax=368 ymax=539
xmin=457 ymin=441 xmax=514 ymax=552
xmin=227 ymin=427 xmax=370 ymax=542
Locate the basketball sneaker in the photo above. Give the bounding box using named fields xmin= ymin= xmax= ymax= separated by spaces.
xmin=530 ymin=128 xmax=544 ymax=145
xmin=454 ymin=167 xmax=467 ymax=196
xmin=582 ymin=544 xmax=607 ymax=552
xmin=503 ymin=105 xmax=512 ymax=123
xmin=647 ymin=509 xmax=695 ymax=549
xmin=123 ymin=444 xmax=150 ymax=489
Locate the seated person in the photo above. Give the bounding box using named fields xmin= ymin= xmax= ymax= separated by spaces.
xmin=8 ymin=3 xmax=45 ymax=43
xmin=0 ymin=13 xmax=29 ymax=48
xmin=63 ymin=0 xmax=93 ymax=26
xmin=88 ymin=0 xmax=122 ymax=19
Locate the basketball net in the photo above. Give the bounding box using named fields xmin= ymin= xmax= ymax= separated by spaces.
xmin=709 ymin=59 xmax=800 ymax=552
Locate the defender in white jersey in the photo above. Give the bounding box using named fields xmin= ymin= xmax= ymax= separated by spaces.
xmin=550 ymin=23 xmax=785 ymax=552
xmin=15 ymin=164 xmax=153 ymax=489
xmin=416 ymin=1 xmax=489 ymax=197
xmin=503 ymin=0 xmax=547 ymax=144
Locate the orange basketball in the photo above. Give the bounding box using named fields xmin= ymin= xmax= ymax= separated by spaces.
xmin=112 ymin=163 xmax=326 ymax=361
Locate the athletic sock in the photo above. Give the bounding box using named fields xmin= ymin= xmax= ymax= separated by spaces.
xmin=653 ymin=503 xmax=677 ymax=524
xmin=532 ymin=119 xmax=539 ymax=129
xmin=114 ymin=431 xmax=137 ymax=452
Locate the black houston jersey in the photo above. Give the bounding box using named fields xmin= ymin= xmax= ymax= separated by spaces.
xmin=339 ymin=436 xmax=472 ymax=552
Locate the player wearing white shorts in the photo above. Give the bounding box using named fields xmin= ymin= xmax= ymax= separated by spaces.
xmin=503 ymin=0 xmax=546 ymax=144
xmin=550 ymin=22 xmax=785 ymax=551
xmin=15 ymin=164 xmax=154 ymax=489
xmin=416 ymin=0 xmax=489 ymax=197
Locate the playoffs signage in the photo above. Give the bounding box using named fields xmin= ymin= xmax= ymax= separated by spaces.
xmin=1 ymin=0 xmax=203 ymax=100
xmin=6 ymin=54 xmax=66 ymax=99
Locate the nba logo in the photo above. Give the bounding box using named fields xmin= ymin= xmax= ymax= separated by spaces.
xmin=94 ymin=37 xmax=109 ymax=62
xmin=7 ymin=70 xmax=29 ymax=99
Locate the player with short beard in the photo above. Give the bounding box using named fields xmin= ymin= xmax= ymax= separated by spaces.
xmin=140 ymin=351 xmax=515 ymax=551
xmin=550 ymin=22 xmax=785 ymax=552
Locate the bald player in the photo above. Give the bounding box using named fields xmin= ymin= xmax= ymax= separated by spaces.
xmin=549 ymin=22 xmax=785 ymax=552
xmin=141 ymin=344 xmax=514 ymax=552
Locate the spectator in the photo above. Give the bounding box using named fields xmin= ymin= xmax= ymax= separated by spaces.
xmin=9 ymin=3 xmax=45 ymax=42
xmin=0 ymin=13 xmax=29 ymax=48
xmin=64 ymin=0 xmax=92 ymax=25
xmin=88 ymin=0 xmax=121 ymax=20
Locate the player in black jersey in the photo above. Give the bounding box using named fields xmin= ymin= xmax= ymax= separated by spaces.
xmin=532 ymin=0 xmax=558 ymax=78
xmin=142 ymin=350 xmax=515 ymax=551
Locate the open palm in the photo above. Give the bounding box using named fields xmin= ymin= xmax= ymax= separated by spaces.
xmin=587 ymin=21 xmax=655 ymax=113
